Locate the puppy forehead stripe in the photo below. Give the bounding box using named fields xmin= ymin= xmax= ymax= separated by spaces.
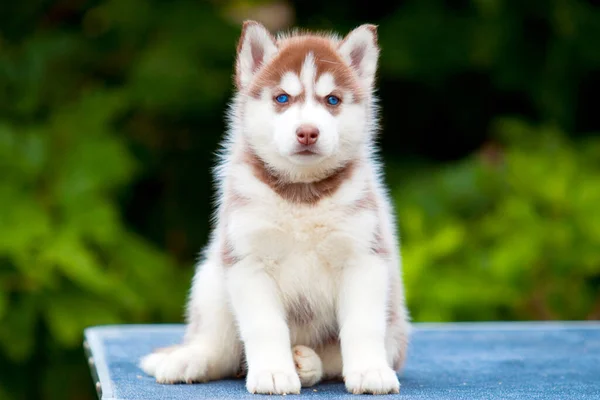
xmin=280 ymin=72 xmax=302 ymax=96
xmin=300 ymin=52 xmax=316 ymax=98
xmin=315 ymin=73 xmax=335 ymax=97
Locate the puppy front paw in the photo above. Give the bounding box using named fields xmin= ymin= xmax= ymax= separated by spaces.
xmin=246 ymin=369 xmax=301 ymax=395
xmin=344 ymin=366 xmax=400 ymax=395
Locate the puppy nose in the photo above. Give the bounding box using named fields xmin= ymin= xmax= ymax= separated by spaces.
xmin=296 ymin=125 xmax=319 ymax=146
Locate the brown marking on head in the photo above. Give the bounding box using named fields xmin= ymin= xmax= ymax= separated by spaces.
xmin=286 ymin=295 xmax=314 ymax=325
xmin=248 ymin=35 xmax=364 ymax=103
xmin=242 ymin=147 xmax=354 ymax=204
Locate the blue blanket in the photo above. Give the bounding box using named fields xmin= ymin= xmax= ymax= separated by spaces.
xmin=84 ymin=322 xmax=600 ymax=399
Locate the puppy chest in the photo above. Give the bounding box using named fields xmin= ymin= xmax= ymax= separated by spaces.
xmin=229 ymin=200 xmax=379 ymax=267
xmin=272 ymin=206 xmax=361 ymax=263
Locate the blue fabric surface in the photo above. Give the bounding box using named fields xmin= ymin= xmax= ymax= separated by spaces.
xmin=84 ymin=322 xmax=600 ymax=399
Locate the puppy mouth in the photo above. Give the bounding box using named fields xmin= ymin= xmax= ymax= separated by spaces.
xmin=293 ymin=146 xmax=320 ymax=156
xmin=296 ymin=149 xmax=317 ymax=156
xmin=288 ymin=145 xmax=327 ymax=165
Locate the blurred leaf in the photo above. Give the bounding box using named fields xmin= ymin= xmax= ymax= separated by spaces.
xmin=40 ymin=232 xmax=114 ymax=295
xmin=0 ymin=187 xmax=51 ymax=258
xmin=0 ymin=296 xmax=37 ymax=362
xmin=43 ymin=293 xmax=122 ymax=347
xmin=397 ymin=120 xmax=600 ymax=322
xmin=0 ymin=291 xmax=6 ymax=320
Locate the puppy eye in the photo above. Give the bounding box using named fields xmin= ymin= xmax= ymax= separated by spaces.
xmin=275 ymin=94 xmax=289 ymax=104
xmin=326 ymin=95 xmax=340 ymax=106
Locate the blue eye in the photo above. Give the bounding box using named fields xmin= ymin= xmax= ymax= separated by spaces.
xmin=275 ymin=94 xmax=289 ymax=103
xmin=326 ymin=95 xmax=340 ymax=105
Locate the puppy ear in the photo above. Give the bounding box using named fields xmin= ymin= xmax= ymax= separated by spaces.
xmin=235 ymin=20 xmax=278 ymax=90
xmin=338 ymin=24 xmax=380 ymax=89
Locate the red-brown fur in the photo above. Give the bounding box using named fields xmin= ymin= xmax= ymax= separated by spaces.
xmin=245 ymin=35 xmax=364 ymax=104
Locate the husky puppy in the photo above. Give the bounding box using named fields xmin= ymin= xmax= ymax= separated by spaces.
xmin=140 ymin=20 xmax=410 ymax=395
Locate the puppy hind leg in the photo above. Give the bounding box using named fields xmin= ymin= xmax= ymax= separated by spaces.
xmin=139 ymin=260 xmax=241 ymax=384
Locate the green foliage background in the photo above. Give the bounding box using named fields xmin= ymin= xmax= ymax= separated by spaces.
xmin=0 ymin=0 xmax=599 ymax=399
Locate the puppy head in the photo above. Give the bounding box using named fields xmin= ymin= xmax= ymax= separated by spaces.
xmin=234 ymin=21 xmax=379 ymax=182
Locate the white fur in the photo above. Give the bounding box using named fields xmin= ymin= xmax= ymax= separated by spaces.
xmin=315 ymin=73 xmax=335 ymax=97
xmin=300 ymin=53 xmax=316 ymax=98
xmin=280 ymin=72 xmax=302 ymax=96
xmin=139 ymin=21 xmax=410 ymax=396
